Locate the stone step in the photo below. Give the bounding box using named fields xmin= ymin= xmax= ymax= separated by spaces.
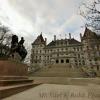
xmin=50 ymin=64 xmax=71 ymax=68
xmin=32 ymin=67 xmax=85 ymax=77
xmin=32 ymin=72 xmax=85 ymax=77
xmin=31 ymin=77 xmax=100 ymax=85
xmin=37 ymin=67 xmax=82 ymax=72
xmin=0 ymin=79 xmax=33 ymax=86
xmin=0 ymin=83 xmax=40 ymax=99
xmin=40 ymin=69 xmax=82 ymax=73
xmin=0 ymin=76 xmax=28 ymax=80
xmin=31 ymin=64 xmax=87 ymax=78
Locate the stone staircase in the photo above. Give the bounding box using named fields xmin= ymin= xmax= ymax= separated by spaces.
xmin=0 ymin=77 xmax=36 ymax=99
xmin=0 ymin=60 xmax=37 ymax=99
xmin=31 ymin=64 xmax=87 ymax=78
xmin=0 ymin=79 xmax=33 ymax=86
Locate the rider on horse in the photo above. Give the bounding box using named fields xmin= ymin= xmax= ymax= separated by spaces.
xmin=10 ymin=35 xmax=27 ymax=61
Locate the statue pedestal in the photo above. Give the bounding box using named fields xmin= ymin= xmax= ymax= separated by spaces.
xmin=0 ymin=60 xmax=28 ymax=79
xmin=0 ymin=60 xmax=34 ymax=99
xmin=8 ymin=52 xmax=22 ymax=63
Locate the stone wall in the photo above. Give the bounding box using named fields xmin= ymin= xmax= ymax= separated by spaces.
xmin=0 ymin=60 xmax=28 ymax=79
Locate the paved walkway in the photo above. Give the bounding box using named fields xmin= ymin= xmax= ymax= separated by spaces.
xmin=3 ymin=84 xmax=100 ymax=100
xmin=30 ymin=77 xmax=100 ymax=85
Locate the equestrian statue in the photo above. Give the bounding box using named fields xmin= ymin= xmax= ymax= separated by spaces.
xmin=10 ymin=35 xmax=27 ymax=61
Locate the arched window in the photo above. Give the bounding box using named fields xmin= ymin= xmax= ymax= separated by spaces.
xmin=61 ymin=59 xmax=64 ymax=63
xmin=56 ymin=60 xmax=59 ymax=63
xmin=66 ymin=59 xmax=69 ymax=63
xmin=35 ymin=61 xmax=37 ymax=63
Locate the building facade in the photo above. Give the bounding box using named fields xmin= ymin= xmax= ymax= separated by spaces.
xmin=31 ymin=28 xmax=100 ymax=70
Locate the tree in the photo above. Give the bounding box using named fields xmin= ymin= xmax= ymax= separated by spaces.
xmin=0 ymin=26 xmax=12 ymax=45
xmin=79 ymin=0 xmax=100 ymax=31
xmin=0 ymin=26 xmax=12 ymax=57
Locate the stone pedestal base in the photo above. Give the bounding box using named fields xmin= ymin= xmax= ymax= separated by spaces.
xmin=0 ymin=60 xmax=27 ymax=77
xmin=0 ymin=60 xmax=34 ymax=99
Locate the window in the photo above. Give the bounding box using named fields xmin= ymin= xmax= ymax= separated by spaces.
xmin=80 ymin=47 xmax=82 ymax=51
xmin=77 ymin=48 xmax=79 ymax=51
xmin=82 ymin=60 xmax=85 ymax=65
xmin=56 ymin=60 xmax=59 ymax=63
xmin=61 ymin=59 xmax=64 ymax=63
xmin=78 ymin=54 xmax=80 ymax=58
xmin=66 ymin=59 xmax=69 ymax=63
xmin=87 ymin=46 xmax=89 ymax=50
xmin=57 ymin=54 xmax=59 ymax=57
xmin=47 ymin=56 xmax=49 ymax=60
xmin=94 ymin=58 xmax=97 ymax=61
xmin=89 ymin=59 xmax=91 ymax=61
xmin=97 ymin=45 xmax=99 ymax=50
xmin=40 ymin=56 xmax=41 ymax=60
xmin=75 ymin=60 xmax=77 ymax=62
xmin=73 ymin=47 xmax=76 ymax=51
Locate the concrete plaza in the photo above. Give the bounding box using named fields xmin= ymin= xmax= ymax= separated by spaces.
xmin=3 ymin=83 xmax=100 ymax=100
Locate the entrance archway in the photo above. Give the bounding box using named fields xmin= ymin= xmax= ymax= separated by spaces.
xmin=66 ymin=59 xmax=69 ymax=63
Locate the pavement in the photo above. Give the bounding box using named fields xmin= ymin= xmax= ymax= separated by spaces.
xmin=30 ymin=77 xmax=100 ymax=85
xmin=3 ymin=83 xmax=100 ymax=100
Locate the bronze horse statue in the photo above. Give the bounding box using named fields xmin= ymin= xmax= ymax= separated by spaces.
xmin=10 ymin=35 xmax=27 ymax=61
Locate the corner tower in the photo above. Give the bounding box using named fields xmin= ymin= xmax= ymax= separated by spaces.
xmin=30 ymin=33 xmax=46 ymax=69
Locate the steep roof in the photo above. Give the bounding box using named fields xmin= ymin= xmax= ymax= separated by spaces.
xmin=82 ymin=27 xmax=98 ymax=39
xmin=32 ymin=34 xmax=45 ymax=45
xmin=47 ymin=41 xmax=56 ymax=47
xmin=68 ymin=38 xmax=81 ymax=44
xmin=47 ymin=38 xmax=81 ymax=47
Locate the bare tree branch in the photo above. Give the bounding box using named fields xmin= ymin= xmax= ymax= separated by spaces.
xmin=79 ymin=0 xmax=100 ymax=31
xmin=0 ymin=25 xmax=13 ymax=57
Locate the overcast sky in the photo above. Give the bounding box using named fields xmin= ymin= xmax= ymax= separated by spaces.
xmin=0 ymin=0 xmax=87 ymax=45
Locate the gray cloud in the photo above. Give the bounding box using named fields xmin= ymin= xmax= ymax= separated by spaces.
xmin=0 ymin=0 xmax=85 ymax=44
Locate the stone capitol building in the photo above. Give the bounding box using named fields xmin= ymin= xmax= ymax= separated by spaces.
xmin=31 ymin=28 xmax=100 ymax=70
